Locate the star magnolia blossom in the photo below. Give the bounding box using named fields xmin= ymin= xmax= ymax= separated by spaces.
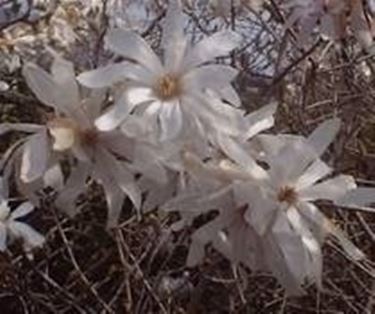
xmin=0 ymin=178 xmax=44 ymax=252
xmin=285 ymin=0 xmax=373 ymax=49
xmin=78 ymin=0 xmax=243 ymax=141
xmin=163 ymin=118 xmax=374 ymax=294
xmin=0 ymin=56 xmax=164 ymax=227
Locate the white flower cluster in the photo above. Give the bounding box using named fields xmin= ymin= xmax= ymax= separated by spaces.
xmin=0 ymin=0 xmax=374 ymax=294
xmin=285 ymin=0 xmax=374 ymax=50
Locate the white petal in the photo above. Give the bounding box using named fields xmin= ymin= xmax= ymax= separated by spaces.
xmin=0 ymin=201 xmax=10 ymax=221
xmin=186 ymin=238 xmax=206 ymax=267
xmin=336 ymin=187 xmax=375 ymax=212
xmin=321 ymin=216 xmax=365 ymax=261
xmin=8 ymin=221 xmax=45 ymax=249
xmin=22 ymin=63 xmax=57 ymax=109
xmin=96 ymin=148 xmax=141 ymax=210
xmin=10 ymin=202 xmax=34 ymax=220
xmin=100 ymin=131 xmax=135 ymax=159
xmin=255 ymin=134 xmax=302 ymax=158
xmin=182 ymin=30 xmax=242 ymax=70
xmin=217 ymin=134 xmax=268 ymax=180
xmin=159 ymin=101 xmax=183 ymax=141
xmin=187 ymin=217 xmax=224 ymax=266
xmin=295 ymin=159 xmax=332 ymax=191
xmin=183 ymin=65 xmax=238 ymax=92
xmin=21 ymin=130 xmax=49 ymax=183
xmin=267 ymin=215 xmax=307 ymax=293
xmin=102 ymin=181 xmax=125 ymax=228
xmin=77 ymin=62 xmax=130 ymax=88
xmin=51 ymin=57 xmax=80 ymax=111
xmin=55 ymin=163 xmax=90 ymax=217
xmin=0 ymin=178 xmax=8 ymax=200
xmin=189 ymin=93 xmax=247 ymax=137
xmin=242 ymin=103 xmax=277 ymax=140
xmin=126 ymin=87 xmax=155 ymax=104
xmin=297 ymin=202 xmax=327 ymax=244
xmin=269 ymin=139 xmax=317 ymax=185
xmin=140 ymin=177 xmax=175 ymax=213
xmin=95 ymin=92 xmax=137 ymax=131
xmin=217 ymin=85 xmax=241 ymax=107
xmin=105 ymin=29 xmax=163 ymax=74
xmin=0 ymin=223 xmax=6 ymax=251
xmin=242 ymin=185 xmax=278 ymax=235
xmin=307 ymin=118 xmax=341 ymax=158
xmin=286 ymin=207 xmax=323 ymax=287
xmin=0 ymin=123 xmax=44 ymax=136
xmin=43 ymin=163 xmax=64 ymax=190
xmin=162 ymin=0 xmax=188 ymax=73
xmin=299 ymin=175 xmax=356 ymax=202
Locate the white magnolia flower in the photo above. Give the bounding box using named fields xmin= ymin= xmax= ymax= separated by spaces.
xmin=164 ymin=118 xmax=372 ymax=294
xmin=285 ymin=0 xmax=373 ymax=49
xmin=0 ymin=56 xmax=155 ymax=227
xmin=221 ymin=118 xmax=366 ymax=270
xmin=0 ymin=178 xmax=44 ymax=252
xmin=78 ymin=0 xmax=242 ymax=141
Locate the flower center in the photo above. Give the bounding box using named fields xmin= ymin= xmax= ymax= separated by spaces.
xmin=80 ymin=129 xmax=99 ymax=147
xmin=47 ymin=118 xmax=100 ymax=152
xmin=277 ymin=186 xmax=298 ymax=206
xmin=154 ymin=75 xmax=181 ymax=100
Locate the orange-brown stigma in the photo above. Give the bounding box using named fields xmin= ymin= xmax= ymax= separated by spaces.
xmin=277 ymin=186 xmax=298 ymax=206
xmin=154 ymin=75 xmax=181 ymax=100
xmin=79 ymin=129 xmax=99 ymax=147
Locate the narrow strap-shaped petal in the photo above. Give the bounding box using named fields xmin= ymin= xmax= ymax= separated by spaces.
xmin=183 ymin=65 xmax=239 ymax=92
xmin=77 ymin=62 xmax=127 ymax=88
xmin=182 ymin=30 xmax=242 ymax=71
xmin=96 ymin=148 xmax=141 ymax=210
xmin=187 ymin=216 xmax=224 ymax=266
xmin=159 ymin=100 xmax=183 ymax=141
xmin=295 ymin=159 xmax=332 ymax=191
xmin=217 ymin=85 xmax=241 ymax=107
xmin=22 ymin=62 xmax=58 ymax=109
xmin=286 ymin=207 xmax=323 ymax=288
xmin=162 ymin=0 xmax=188 ymax=73
xmin=95 ymin=92 xmax=139 ymax=131
xmin=299 ymin=175 xmax=356 ymax=202
xmin=0 ymin=223 xmax=7 ymax=251
xmin=217 ymin=134 xmax=268 ymax=181
xmin=297 ymin=202 xmax=365 ymax=261
xmin=105 ymin=29 xmax=163 ymax=74
xmin=242 ymin=103 xmax=277 ymax=141
xmin=20 ymin=130 xmax=49 ymax=183
xmin=323 ymin=217 xmax=365 ymax=261
xmin=0 ymin=123 xmax=44 ymax=136
xmin=51 ymin=57 xmax=81 ymax=115
xmin=307 ymin=118 xmax=341 ymax=159
xmin=10 ymin=202 xmax=34 ymax=220
xmin=55 ymin=162 xmax=91 ymax=217
xmin=77 ymin=62 xmax=147 ymax=88
xmin=187 ymin=93 xmax=247 ymax=137
xmin=100 ymin=177 xmax=125 ymax=228
xmin=140 ymin=176 xmax=175 ymax=213
xmin=8 ymin=221 xmax=45 ymax=250
xmin=336 ymin=187 xmax=375 ymax=212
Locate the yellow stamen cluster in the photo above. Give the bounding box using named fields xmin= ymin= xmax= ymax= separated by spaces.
xmin=154 ymin=75 xmax=181 ymax=100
